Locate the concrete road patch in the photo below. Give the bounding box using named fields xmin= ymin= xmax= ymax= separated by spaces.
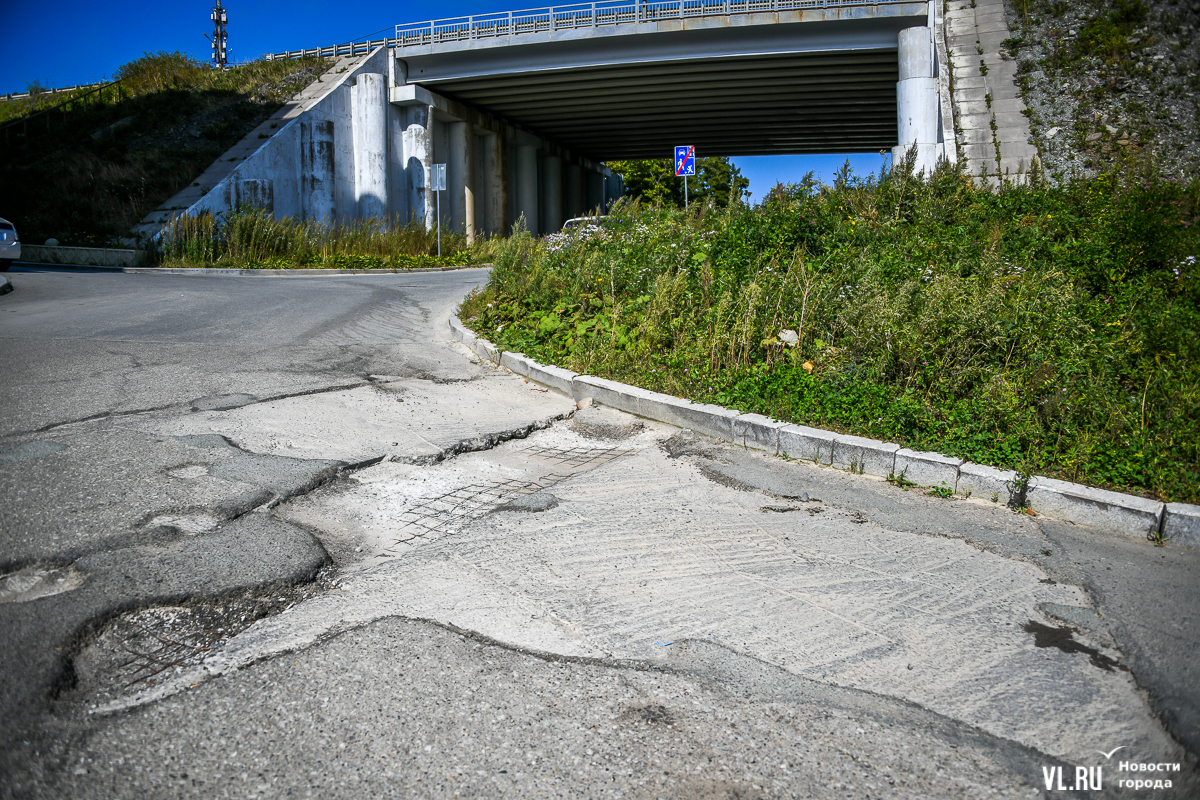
xmin=109 ymin=417 xmax=1185 ymax=772
xmin=135 ymin=376 xmax=575 ymax=465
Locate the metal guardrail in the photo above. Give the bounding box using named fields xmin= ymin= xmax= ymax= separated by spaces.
xmin=1 ymin=80 xmax=126 ymax=142
xmin=2 ymin=80 xmax=113 ymax=103
xmin=266 ymin=0 xmax=911 ymax=60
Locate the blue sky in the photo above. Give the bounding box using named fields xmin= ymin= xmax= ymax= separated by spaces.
xmin=3 ymin=0 xmax=883 ymax=200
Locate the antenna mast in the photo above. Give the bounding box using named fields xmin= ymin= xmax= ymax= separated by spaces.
xmin=210 ymin=1 xmax=229 ymax=68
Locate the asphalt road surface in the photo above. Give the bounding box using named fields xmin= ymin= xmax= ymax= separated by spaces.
xmin=1 ymin=266 xmax=1197 ymax=799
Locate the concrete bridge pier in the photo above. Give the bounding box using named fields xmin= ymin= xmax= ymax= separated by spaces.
xmin=515 ymin=145 xmax=539 ymax=235
xmin=894 ymin=26 xmax=941 ymax=174
xmin=565 ymin=164 xmax=583 ymax=221
xmin=481 ymin=133 xmax=505 ymax=238
xmin=351 ymin=73 xmax=388 ymax=220
xmin=586 ymin=171 xmax=604 ymax=215
xmin=446 ymin=121 xmax=473 ymax=241
xmin=541 ymin=155 xmax=563 ymax=234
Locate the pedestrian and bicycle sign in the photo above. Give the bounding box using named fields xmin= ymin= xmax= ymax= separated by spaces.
xmin=675 ymin=145 xmax=695 ymax=176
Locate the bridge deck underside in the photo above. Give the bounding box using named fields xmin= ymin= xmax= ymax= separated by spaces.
xmin=420 ymin=49 xmax=899 ymax=160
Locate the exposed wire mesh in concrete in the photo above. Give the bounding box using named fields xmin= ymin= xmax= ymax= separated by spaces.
xmin=385 ymin=474 xmax=571 ymax=550
xmin=521 ymin=445 xmax=635 ymax=468
xmin=114 ymin=615 xmax=229 ymax=687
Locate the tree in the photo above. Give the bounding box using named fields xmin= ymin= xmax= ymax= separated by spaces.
xmin=607 ymin=156 xmax=749 ymax=208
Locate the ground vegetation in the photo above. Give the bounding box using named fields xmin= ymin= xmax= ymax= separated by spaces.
xmin=461 ymin=156 xmax=1200 ymax=503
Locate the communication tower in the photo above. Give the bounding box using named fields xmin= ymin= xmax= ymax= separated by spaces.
xmin=209 ymin=1 xmax=229 ymax=68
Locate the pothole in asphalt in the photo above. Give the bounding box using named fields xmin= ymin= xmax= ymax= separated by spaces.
xmin=571 ymin=406 xmax=645 ymax=440
xmin=1022 ymin=620 xmax=1128 ymax=673
xmin=626 ymin=704 xmax=675 ymax=726
xmin=142 ymin=512 xmax=221 ymax=535
xmin=0 ymin=566 xmax=85 ymax=604
xmin=166 ymin=464 xmax=210 ymax=480
xmin=66 ymin=573 xmax=334 ymax=707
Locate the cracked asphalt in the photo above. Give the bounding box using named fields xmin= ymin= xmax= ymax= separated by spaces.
xmin=1 ymin=267 xmax=1198 ymax=799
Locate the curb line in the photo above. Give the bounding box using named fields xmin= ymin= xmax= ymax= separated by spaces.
xmin=13 ymin=262 xmax=489 ymax=276
xmin=449 ymin=315 xmax=1198 ymax=548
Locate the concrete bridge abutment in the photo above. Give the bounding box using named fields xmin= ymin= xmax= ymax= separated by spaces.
xmin=142 ymin=3 xmax=950 ymax=239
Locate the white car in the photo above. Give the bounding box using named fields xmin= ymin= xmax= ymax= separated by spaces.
xmin=0 ymin=217 xmax=19 ymax=271
xmin=561 ymin=215 xmax=607 ymax=231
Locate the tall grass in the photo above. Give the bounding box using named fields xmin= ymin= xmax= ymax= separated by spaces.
xmin=159 ymin=208 xmax=473 ymax=269
xmin=462 ymin=156 xmax=1200 ymax=503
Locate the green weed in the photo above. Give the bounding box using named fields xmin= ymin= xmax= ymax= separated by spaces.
xmin=158 ymin=207 xmax=472 ymax=269
xmin=461 ymin=157 xmax=1200 ymax=503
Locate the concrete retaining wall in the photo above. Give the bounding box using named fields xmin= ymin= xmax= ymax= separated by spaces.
xmin=19 ymin=244 xmax=146 ymax=267
xmin=451 ymin=316 xmax=1187 ymax=547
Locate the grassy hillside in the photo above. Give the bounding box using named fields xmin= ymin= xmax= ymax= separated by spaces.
xmin=461 ymin=157 xmax=1200 ymax=504
xmin=0 ymin=52 xmax=323 ymax=246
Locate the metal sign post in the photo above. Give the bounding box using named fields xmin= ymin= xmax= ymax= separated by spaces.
xmin=675 ymin=145 xmax=695 ymax=207
xmin=431 ymin=163 xmax=446 ymax=257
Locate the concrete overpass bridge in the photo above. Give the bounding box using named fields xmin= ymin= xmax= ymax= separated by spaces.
xmin=139 ymin=0 xmax=954 ymax=240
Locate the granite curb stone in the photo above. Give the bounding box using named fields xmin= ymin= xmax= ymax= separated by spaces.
xmin=1163 ymin=503 xmax=1200 ymax=548
xmin=499 ymin=350 xmax=534 ymax=377
xmin=894 ymin=448 xmax=963 ymax=490
xmin=448 ymin=316 xmax=1189 ymax=546
xmin=831 ymin=434 xmax=899 ymax=478
xmin=732 ymin=414 xmax=784 ymax=454
xmin=573 ymin=376 xmax=737 ymax=442
xmin=1028 ymin=477 xmax=1165 ymax=540
xmin=525 ymin=363 xmax=579 ymax=397
xmin=471 ymin=336 xmax=500 ymax=364
xmin=957 ymin=462 xmax=1016 ymax=506
xmin=448 ymin=316 xmax=478 ymax=350
xmin=778 ymin=424 xmax=837 ymax=465
xmin=571 ymin=375 xmax=650 ymax=414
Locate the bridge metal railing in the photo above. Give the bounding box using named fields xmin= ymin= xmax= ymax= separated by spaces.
xmin=397 ymin=0 xmax=905 ymax=47
xmin=265 ymin=0 xmax=913 ymax=60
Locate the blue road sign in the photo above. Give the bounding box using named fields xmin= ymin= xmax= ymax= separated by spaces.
xmin=675 ymin=145 xmax=695 ymax=177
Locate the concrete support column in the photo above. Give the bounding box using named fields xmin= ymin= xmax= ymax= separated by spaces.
xmin=300 ymin=119 xmax=335 ymax=223
xmin=448 ymin=121 xmax=476 ymax=242
xmin=463 ymin=127 xmax=476 ymax=243
xmin=400 ymin=105 xmax=431 ymax=229
xmin=585 ymin=171 xmax=604 ymax=214
xmin=515 ymin=145 xmax=538 ymax=235
xmin=541 ymin=155 xmax=563 ymax=233
xmin=351 ymin=73 xmax=388 ymax=220
xmin=605 ymin=172 xmax=623 ymax=209
xmin=481 ymin=133 xmax=505 ymax=236
xmin=447 ymin=121 xmax=466 ymax=234
xmin=894 ymin=26 xmax=940 ymax=174
xmin=565 ymin=164 xmax=583 ymax=221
